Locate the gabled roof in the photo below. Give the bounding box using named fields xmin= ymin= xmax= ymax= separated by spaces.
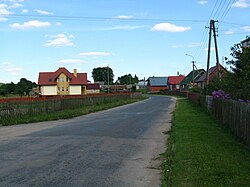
xmin=180 ymin=69 xmax=205 ymax=85
xmin=38 ymin=67 xmax=87 ymax=86
xmin=196 ymin=64 xmax=227 ymax=82
xmin=148 ymin=77 xmax=168 ymax=86
xmin=168 ymin=76 xmax=185 ymax=85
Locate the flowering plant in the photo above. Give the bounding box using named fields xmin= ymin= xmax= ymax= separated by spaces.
xmin=212 ymin=89 xmax=230 ymax=100
xmin=238 ymin=99 xmax=250 ymax=103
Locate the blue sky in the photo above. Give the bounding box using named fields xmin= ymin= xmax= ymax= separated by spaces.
xmin=0 ymin=0 xmax=250 ymax=83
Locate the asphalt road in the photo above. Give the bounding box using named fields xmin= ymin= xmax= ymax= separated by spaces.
xmin=0 ymin=96 xmax=175 ymax=187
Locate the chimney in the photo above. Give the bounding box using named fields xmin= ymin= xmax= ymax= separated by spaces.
xmin=73 ymin=69 xmax=77 ymax=77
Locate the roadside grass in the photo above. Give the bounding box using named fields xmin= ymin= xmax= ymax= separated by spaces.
xmin=162 ymin=98 xmax=250 ymax=187
xmin=1 ymin=97 xmax=146 ymax=126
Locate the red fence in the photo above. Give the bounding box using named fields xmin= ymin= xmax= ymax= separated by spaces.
xmin=0 ymin=93 xmax=142 ymax=125
xmin=0 ymin=92 xmax=140 ymax=103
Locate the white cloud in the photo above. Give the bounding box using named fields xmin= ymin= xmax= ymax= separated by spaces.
xmin=8 ymin=2 xmax=23 ymax=9
xmin=56 ymin=22 xmax=61 ymax=26
xmin=172 ymin=45 xmax=183 ymax=48
xmin=9 ymin=20 xmax=51 ymax=29
xmin=21 ymin=9 xmax=28 ymax=13
xmin=224 ymin=29 xmax=235 ymax=35
xmin=0 ymin=61 xmax=23 ymax=76
xmin=44 ymin=33 xmax=74 ymax=47
xmin=113 ymin=15 xmax=133 ymax=19
xmin=205 ymin=47 xmax=216 ymax=51
xmin=232 ymin=0 xmax=250 ymax=8
xmin=0 ymin=17 xmax=8 ymax=21
xmin=78 ymin=52 xmax=112 ymax=57
xmin=242 ymin=26 xmax=250 ymax=31
xmin=198 ymin=1 xmax=208 ymax=5
xmin=34 ymin=9 xmax=53 ymax=15
xmin=188 ymin=42 xmax=203 ymax=47
xmin=59 ymin=59 xmax=86 ymax=64
xmin=151 ymin=23 xmax=191 ymax=32
xmin=98 ymin=63 xmax=110 ymax=67
xmin=0 ymin=4 xmax=11 ymax=21
xmin=98 ymin=25 xmax=146 ymax=31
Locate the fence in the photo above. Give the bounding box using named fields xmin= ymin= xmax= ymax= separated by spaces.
xmin=0 ymin=93 xmax=142 ymax=125
xmin=188 ymin=92 xmax=250 ymax=147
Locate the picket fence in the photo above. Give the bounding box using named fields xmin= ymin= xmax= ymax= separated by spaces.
xmin=188 ymin=92 xmax=250 ymax=147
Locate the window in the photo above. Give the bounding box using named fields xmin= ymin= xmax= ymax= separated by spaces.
xmin=49 ymin=78 xmax=52 ymax=82
xmin=61 ymin=77 xmax=65 ymax=82
xmin=58 ymin=87 xmax=60 ymax=93
xmin=62 ymin=87 xmax=64 ymax=92
xmin=66 ymin=87 xmax=69 ymax=92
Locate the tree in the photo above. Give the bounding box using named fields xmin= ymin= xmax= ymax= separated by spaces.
xmin=92 ymin=67 xmax=114 ymax=85
xmin=14 ymin=78 xmax=37 ymax=96
xmin=225 ymin=43 xmax=250 ymax=100
xmin=0 ymin=82 xmax=15 ymax=96
xmin=117 ymin=74 xmax=139 ymax=85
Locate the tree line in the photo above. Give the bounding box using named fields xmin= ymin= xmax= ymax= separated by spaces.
xmin=0 ymin=78 xmax=37 ymax=96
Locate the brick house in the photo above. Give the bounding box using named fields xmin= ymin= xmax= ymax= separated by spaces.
xmin=196 ymin=64 xmax=227 ymax=88
xmin=38 ymin=67 xmax=88 ymax=96
xmin=147 ymin=77 xmax=168 ymax=93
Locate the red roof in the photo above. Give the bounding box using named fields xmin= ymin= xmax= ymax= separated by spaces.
xmin=38 ymin=67 xmax=87 ymax=86
xmin=168 ymin=76 xmax=185 ymax=85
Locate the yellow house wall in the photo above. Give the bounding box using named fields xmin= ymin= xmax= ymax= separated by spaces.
xmin=69 ymin=85 xmax=82 ymax=95
xmin=57 ymin=73 xmax=70 ymax=95
xmin=40 ymin=86 xmax=57 ymax=95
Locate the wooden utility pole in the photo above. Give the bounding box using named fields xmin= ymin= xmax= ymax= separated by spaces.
xmin=212 ymin=20 xmax=221 ymax=80
xmin=206 ymin=20 xmax=220 ymax=86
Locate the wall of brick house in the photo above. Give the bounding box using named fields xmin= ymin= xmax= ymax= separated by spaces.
xmin=148 ymin=86 xmax=168 ymax=93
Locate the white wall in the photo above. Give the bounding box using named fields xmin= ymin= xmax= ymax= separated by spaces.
xmin=40 ymin=86 xmax=57 ymax=95
xmin=69 ymin=85 xmax=81 ymax=95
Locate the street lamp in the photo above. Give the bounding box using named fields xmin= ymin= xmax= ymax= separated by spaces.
xmin=185 ymin=54 xmax=195 ymax=87
xmin=107 ymin=65 xmax=109 ymax=94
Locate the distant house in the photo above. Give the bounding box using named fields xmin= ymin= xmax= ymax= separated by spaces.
xmin=135 ymin=80 xmax=148 ymax=90
xmin=196 ymin=64 xmax=227 ymax=88
xmin=38 ymin=67 xmax=88 ymax=96
xmin=86 ymin=83 xmax=101 ymax=94
xmin=147 ymin=77 xmax=168 ymax=93
xmin=168 ymin=76 xmax=185 ymax=91
xmin=180 ymin=69 xmax=205 ymax=91
xmin=241 ymin=36 xmax=250 ymax=48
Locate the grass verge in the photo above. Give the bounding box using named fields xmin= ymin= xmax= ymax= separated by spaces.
xmin=162 ymin=98 xmax=250 ymax=187
xmin=1 ymin=97 xmax=146 ymax=126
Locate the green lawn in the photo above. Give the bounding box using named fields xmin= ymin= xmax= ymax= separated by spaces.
xmin=162 ymin=98 xmax=250 ymax=187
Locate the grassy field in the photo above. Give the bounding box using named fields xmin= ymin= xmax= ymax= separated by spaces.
xmin=162 ymin=98 xmax=250 ymax=187
xmin=1 ymin=97 xmax=146 ymax=126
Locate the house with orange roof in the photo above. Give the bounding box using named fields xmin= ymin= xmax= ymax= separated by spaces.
xmin=38 ymin=67 xmax=88 ymax=96
xmin=168 ymin=75 xmax=185 ymax=91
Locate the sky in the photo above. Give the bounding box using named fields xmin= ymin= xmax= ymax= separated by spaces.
xmin=0 ymin=0 xmax=250 ymax=83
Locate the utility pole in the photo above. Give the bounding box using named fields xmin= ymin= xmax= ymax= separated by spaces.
xmin=212 ymin=20 xmax=220 ymax=80
xmin=185 ymin=54 xmax=195 ymax=87
xmin=206 ymin=19 xmax=220 ymax=86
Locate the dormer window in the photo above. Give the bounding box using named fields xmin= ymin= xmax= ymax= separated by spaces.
xmin=49 ymin=78 xmax=53 ymax=82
